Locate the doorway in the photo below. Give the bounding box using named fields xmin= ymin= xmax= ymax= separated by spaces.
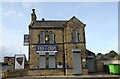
xmin=72 ymin=49 xmax=82 ymax=75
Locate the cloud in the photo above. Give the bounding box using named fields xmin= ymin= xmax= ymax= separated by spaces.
xmin=1 ymin=8 xmax=27 ymax=62
xmin=0 ymin=24 xmax=28 ymax=62
xmin=22 ymin=2 xmax=33 ymax=8
xmin=0 ymin=26 xmax=3 ymax=62
xmin=0 ymin=22 xmax=3 ymax=48
xmin=3 ymin=10 xmax=24 ymax=18
xmin=0 ymin=57 xmax=3 ymax=62
xmin=17 ymin=12 xmax=24 ymax=17
xmin=4 ymin=10 xmax=16 ymax=16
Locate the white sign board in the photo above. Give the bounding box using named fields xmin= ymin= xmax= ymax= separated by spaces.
xmin=15 ymin=54 xmax=25 ymax=69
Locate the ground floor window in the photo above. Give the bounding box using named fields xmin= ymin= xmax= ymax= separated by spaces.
xmin=39 ymin=52 xmax=56 ymax=68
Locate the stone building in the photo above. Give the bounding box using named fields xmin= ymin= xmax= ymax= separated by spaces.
xmin=27 ymin=9 xmax=88 ymax=76
xmin=4 ymin=57 xmax=15 ymax=65
xmin=4 ymin=56 xmax=15 ymax=70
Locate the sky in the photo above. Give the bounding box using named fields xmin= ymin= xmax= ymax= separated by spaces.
xmin=0 ymin=1 xmax=119 ymax=62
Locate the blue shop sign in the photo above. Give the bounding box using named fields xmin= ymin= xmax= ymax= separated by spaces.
xmin=36 ymin=44 xmax=58 ymax=53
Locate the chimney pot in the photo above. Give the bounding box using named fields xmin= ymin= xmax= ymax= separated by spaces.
xmin=32 ymin=9 xmax=35 ymax=13
xmin=42 ymin=18 xmax=45 ymax=21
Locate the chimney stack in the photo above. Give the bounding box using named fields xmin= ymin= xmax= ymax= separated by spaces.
xmin=31 ymin=9 xmax=37 ymax=22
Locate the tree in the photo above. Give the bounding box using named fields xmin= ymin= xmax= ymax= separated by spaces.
xmin=108 ymin=50 xmax=118 ymax=58
xmin=97 ymin=53 xmax=102 ymax=56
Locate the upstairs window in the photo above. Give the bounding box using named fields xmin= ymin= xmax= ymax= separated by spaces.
xmin=72 ymin=29 xmax=79 ymax=42
xmin=40 ymin=31 xmax=45 ymax=43
xmin=49 ymin=31 xmax=55 ymax=43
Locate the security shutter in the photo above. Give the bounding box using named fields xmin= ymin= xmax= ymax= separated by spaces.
xmin=87 ymin=56 xmax=95 ymax=72
xmin=39 ymin=55 xmax=46 ymax=68
xmin=49 ymin=52 xmax=55 ymax=68
xmin=72 ymin=50 xmax=82 ymax=75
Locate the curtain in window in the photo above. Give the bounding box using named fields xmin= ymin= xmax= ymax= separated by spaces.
xmin=40 ymin=31 xmax=45 ymax=43
xmin=72 ymin=29 xmax=79 ymax=42
xmin=49 ymin=32 xmax=54 ymax=43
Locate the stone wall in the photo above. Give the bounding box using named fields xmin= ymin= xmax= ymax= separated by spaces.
xmin=28 ymin=69 xmax=64 ymax=76
xmin=29 ymin=29 xmax=64 ymax=68
xmin=8 ymin=69 xmax=28 ymax=77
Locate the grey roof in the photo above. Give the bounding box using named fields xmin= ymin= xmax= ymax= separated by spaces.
xmin=86 ymin=49 xmax=95 ymax=56
xmin=4 ymin=56 xmax=14 ymax=58
xmin=30 ymin=20 xmax=68 ymax=28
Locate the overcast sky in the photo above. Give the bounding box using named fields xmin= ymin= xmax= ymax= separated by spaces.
xmin=0 ymin=1 xmax=119 ymax=62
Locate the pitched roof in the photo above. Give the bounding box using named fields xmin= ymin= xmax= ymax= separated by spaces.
xmin=86 ymin=49 xmax=95 ymax=56
xmin=29 ymin=16 xmax=85 ymax=28
xmin=64 ymin=16 xmax=85 ymax=26
xmin=29 ymin=20 xmax=68 ymax=28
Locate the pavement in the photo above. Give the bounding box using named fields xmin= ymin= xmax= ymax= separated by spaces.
xmin=7 ymin=75 xmax=120 ymax=79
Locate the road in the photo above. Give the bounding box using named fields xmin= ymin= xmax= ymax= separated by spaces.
xmin=7 ymin=75 xmax=120 ymax=79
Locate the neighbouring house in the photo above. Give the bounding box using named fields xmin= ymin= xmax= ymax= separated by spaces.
xmin=86 ymin=50 xmax=96 ymax=73
xmin=4 ymin=57 xmax=15 ymax=70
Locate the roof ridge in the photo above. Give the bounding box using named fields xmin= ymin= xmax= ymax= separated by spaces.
xmin=36 ymin=20 xmax=68 ymax=22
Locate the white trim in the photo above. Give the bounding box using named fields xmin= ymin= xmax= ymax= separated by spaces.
xmin=49 ymin=52 xmax=56 ymax=55
xmin=39 ymin=52 xmax=46 ymax=55
xmin=36 ymin=51 xmax=57 ymax=53
xmin=72 ymin=49 xmax=81 ymax=51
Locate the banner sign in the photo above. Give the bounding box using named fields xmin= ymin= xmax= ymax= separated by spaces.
xmin=16 ymin=57 xmax=23 ymax=65
xmin=24 ymin=34 xmax=29 ymax=46
xmin=15 ymin=54 xmax=25 ymax=69
xmin=36 ymin=44 xmax=58 ymax=53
